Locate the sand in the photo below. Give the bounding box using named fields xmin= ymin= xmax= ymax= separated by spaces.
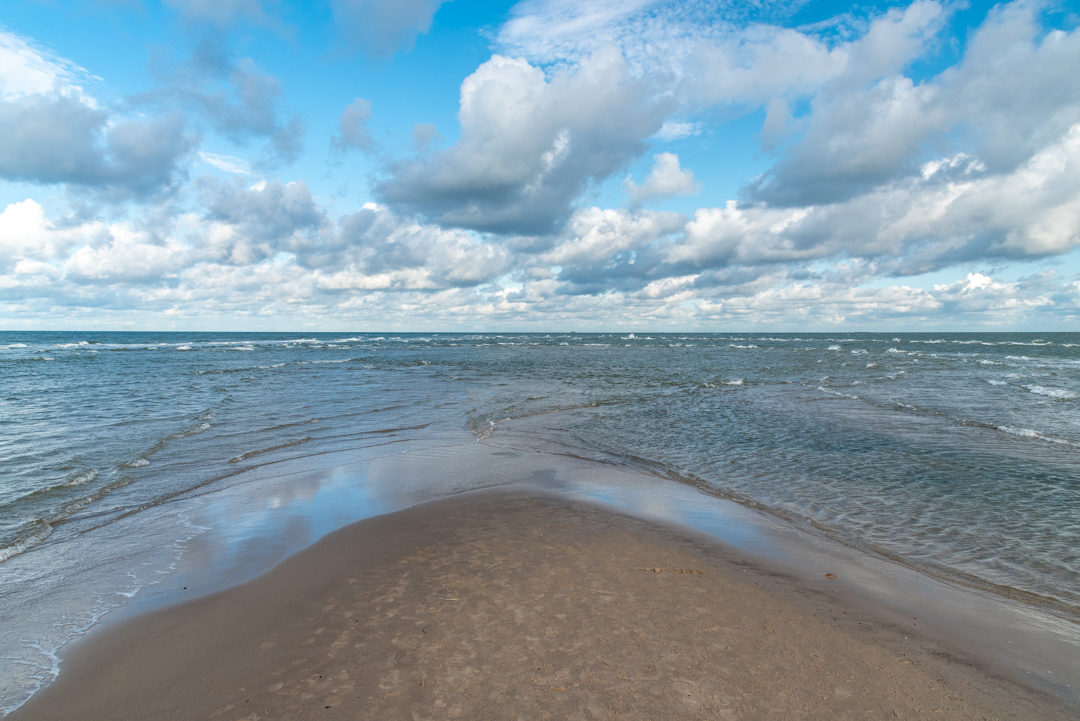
xmin=11 ymin=488 xmax=1070 ymax=720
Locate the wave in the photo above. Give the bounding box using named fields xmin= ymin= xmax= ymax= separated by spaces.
xmin=0 ymin=475 xmax=135 ymax=562
xmin=816 ymin=386 xmax=860 ymax=400
xmin=0 ymin=521 xmax=54 ymax=563
xmin=1027 ymin=385 xmax=1076 ymax=400
xmin=228 ymin=437 xmax=312 ymax=464
xmin=702 ymin=379 xmax=744 ymax=388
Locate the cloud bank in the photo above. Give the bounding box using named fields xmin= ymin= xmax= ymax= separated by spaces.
xmin=1 ymin=1 xmax=1079 ymax=330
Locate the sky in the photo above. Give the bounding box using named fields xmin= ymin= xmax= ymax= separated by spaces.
xmin=1 ymin=0 xmax=1079 ymax=331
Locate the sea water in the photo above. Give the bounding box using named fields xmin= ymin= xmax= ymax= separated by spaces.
xmin=1 ymin=331 xmax=1078 ymax=712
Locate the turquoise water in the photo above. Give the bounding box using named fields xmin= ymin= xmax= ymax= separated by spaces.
xmin=1 ymin=331 xmax=1078 ymax=711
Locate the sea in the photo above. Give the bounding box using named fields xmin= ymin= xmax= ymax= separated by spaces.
xmin=1 ymin=331 xmax=1078 ymax=712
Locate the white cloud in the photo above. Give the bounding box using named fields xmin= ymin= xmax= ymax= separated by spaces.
xmin=0 ymin=199 xmax=97 ymax=270
xmin=199 ymin=151 xmax=252 ymax=175
xmin=0 ymin=28 xmax=96 ymax=103
xmin=332 ymin=97 xmax=372 ymax=152
xmin=144 ymin=42 xmax=303 ymax=166
xmin=625 ymin=152 xmax=699 ymax=203
xmin=544 ymin=206 xmax=683 ymax=267
xmin=674 ymin=122 xmax=1080 ymax=271
xmin=653 ymin=120 xmax=702 ymax=141
xmin=63 ymin=227 xmax=191 ymax=282
xmin=0 ymin=30 xmax=195 ymax=195
xmin=747 ymin=1 xmax=1080 ymax=206
xmin=3 ymin=1 xmax=1079 ymax=331
xmin=378 ymin=48 xmax=670 ymax=233
xmin=499 ymin=0 xmax=945 ymax=103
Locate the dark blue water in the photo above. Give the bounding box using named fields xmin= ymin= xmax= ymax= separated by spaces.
xmin=2 ymin=331 xmax=1078 ymax=711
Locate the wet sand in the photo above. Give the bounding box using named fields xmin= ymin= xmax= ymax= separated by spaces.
xmin=12 ymin=488 xmax=1070 ymax=720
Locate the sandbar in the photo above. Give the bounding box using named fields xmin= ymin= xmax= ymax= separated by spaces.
xmin=11 ymin=488 xmax=1071 ymax=720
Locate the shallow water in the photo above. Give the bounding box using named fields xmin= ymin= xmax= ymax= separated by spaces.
xmin=1 ymin=331 xmax=1078 ymax=712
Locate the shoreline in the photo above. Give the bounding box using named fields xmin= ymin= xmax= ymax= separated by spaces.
xmin=11 ymin=487 xmax=1073 ymax=720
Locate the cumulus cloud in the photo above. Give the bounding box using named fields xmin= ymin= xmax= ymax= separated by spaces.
xmin=377 ymin=48 xmax=671 ymax=234
xmin=4 ymin=186 xmax=1076 ymax=329
xmin=202 ymin=178 xmax=324 ymax=234
xmin=3 ymin=1 xmax=1079 ymax=331
xmin=0 ymin=30 xmax=194 ymax=196
xmin=143 ymin=40 xmax=303 ymax=165
xmin=746 ymin=1 xmax=1080 ymax=206
xmin=625 ymin=152 xmax=699 ymax=204
xmin=0 ymin=198 xmax=192 ymax=286
xmin=412 ymin=122 xmax=441 ymax=150
xmin=539 ymin=206 xmax=685 ymax=295
xmin=331 ymin=97 xmax=373 ymax=153
xmin=496 ymin=1 xmax=956 ymax=207
xmin=331 ymin=0 xmax=448 ymax=57
xmin=332 ymin=203 xmax=512 ymax=287
xmin=0 ymin=199 xmax=91 ymax=272
xmin=674 ymin=122 xmax=1080 ymax=274
xmin=0 ymin=190 xmax=513 ymax=324
xmin=0 ymin=97 xmax=195 ymax=195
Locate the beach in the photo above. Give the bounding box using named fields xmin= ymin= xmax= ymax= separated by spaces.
xmin=11 ymin=488 xmax=1071 ymax=720
xmin=2 ymin=332 xmax=1077 ymax=716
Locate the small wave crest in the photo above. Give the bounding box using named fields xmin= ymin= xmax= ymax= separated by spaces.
xmin=703 ymin=379 xmax=744 ymax=388
xmin=1027 ymin=385 xmax=1076 ymax=400
xmin=817 ymin=386 xmax=859 ymax=400
xmin=228 ymin=437 xmax=311 ymax=464
xmin=0 ymin=520 xmax=54 ymax=563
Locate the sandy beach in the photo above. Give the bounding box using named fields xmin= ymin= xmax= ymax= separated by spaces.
xmin=12 ymin=488 xmax=1070 ymax=720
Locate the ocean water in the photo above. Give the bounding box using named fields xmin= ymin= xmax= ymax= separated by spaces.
xmin=1 ymin=331 xmax=1078 ymax=711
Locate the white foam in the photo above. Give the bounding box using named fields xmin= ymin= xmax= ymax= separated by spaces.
xmin=817 ymin=386 xmax=859 ymax=400
xmin=60 ymin=470 xmax=97 ymax=488
xmin=170 ymin=421 xmax=212 ymax=439
xmin=1027 ymin=385 xmax=1076 ymax=400
xmin=827 ymin=345 xmax=841 ymax=351
xmin=2 ymin=343 xmax=28 ymax=349
xmin=997 ymin=425 xmax=1039 ymax=438
xmin=994 ymin=425 xmax=1078 ymax=447
xmin=702 ymin=379 xmax=745 ymax=388
xmin=0 ymin=523 xmax=53 ymax=563
xmin=122 ymin=458 xmax=150 ymax=468
xmin=986 ymin=379 xmax=1007 ymax=386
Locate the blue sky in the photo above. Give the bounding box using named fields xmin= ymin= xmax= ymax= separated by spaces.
xmin=1 ymin=0 xmax=1079 ymax=330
